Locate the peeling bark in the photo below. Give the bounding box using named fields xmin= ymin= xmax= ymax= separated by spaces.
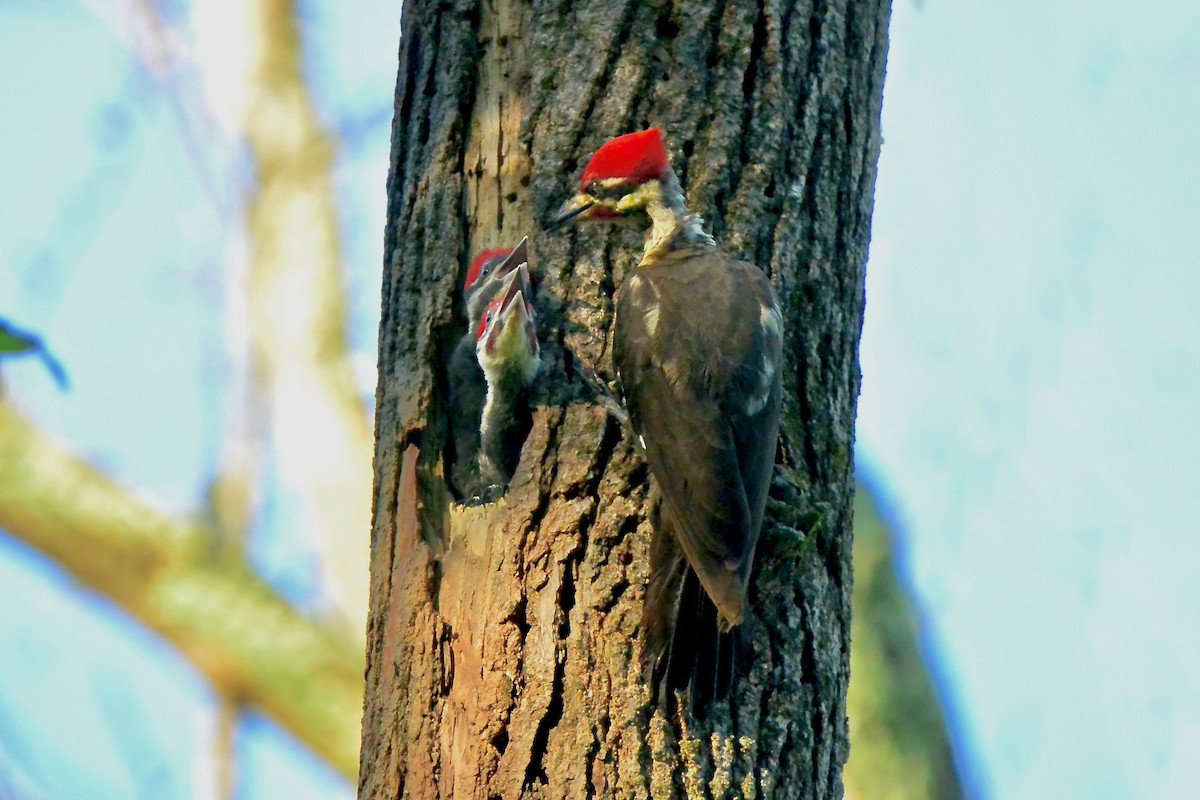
xmin=361 ymin=0 xmax=889 ymax=797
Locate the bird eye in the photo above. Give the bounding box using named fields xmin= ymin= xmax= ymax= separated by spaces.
xmin=589 ymin=180 xmax=629 ymax=201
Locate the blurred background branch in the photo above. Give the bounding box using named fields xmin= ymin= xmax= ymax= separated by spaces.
xmin=239 ymin=0 xmax=373 ymax=634
xmin=0 ymin=400 xmax=363 ymax=779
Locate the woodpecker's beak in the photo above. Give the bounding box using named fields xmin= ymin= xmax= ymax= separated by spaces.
xmin=492 ymin=236 xmax=530 ymax=283
xmin=484 ymin=264 xmax=534 ymax=353
xmin=499 ymin=262 xmax=532 ymax=315
xmin=544 ymin=195 xmax=595 ymax=232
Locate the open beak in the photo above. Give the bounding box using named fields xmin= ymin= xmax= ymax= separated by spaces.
xmin=544 ymin=195 xmax=595 ymax=232
xmin=491 ymin=236 xmax=530 ymax=283
xmin=499 ymin=262 xmax=532 ymax=316
xmin=485 ymin=264 xmax=535 ymax=353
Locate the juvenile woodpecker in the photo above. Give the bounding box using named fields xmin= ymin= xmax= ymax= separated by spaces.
xmin=547 ymin=129 xmax=783 ymax=706
xmin=448 ymin=246 xmax=540 ymax=500
xmin=462 ymin=237 xmax=530 ymax=329
xmin=474 ymin=262 xmax=540 ymax=490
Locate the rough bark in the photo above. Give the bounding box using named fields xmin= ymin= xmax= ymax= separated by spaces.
xmin=361 ymin=0 xmax=889 ymax=797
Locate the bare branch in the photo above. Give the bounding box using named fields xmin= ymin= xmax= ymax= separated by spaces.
xmin=0 ymin=401 xmax=363 ymax=779
xmin=238 ymin=0 xmax=375 ymax=632
xmin=215 ymin=695 xmax=239 ymax=800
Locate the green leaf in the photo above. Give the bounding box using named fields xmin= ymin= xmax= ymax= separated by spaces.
xmin=0 ymin=318 xmax=69 ymax=389
xmin=0 ymin=321 xmax=40 ymax=355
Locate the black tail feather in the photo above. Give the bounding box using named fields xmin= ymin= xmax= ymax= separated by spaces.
xmin=644 ymin=513 xmax=748 ymax=716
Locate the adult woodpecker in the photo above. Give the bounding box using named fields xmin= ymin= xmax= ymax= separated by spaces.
xmin=546 ymin=128 xmax=783 ymax=707
xmin=447 ymin=245 xmax=540 ymax=500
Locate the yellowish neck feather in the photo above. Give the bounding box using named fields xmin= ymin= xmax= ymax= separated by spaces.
xmin=636 ymin=172 xmax=716 ymax=265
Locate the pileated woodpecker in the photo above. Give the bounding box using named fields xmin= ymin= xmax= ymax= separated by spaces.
xmin=547 ymin=128 xmax=783 ymax=708
xmin=448 ymin=244 xmax=540 ymax=501
xmin=463 ymin=238 xmax=529 ymax=328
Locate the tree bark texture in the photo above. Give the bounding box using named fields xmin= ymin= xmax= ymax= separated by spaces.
xmin=361 ymin=1 xmax=889 ymax=797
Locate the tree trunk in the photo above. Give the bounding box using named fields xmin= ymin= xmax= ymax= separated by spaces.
xmin=360 ymin=1 xmax=889 ymax=797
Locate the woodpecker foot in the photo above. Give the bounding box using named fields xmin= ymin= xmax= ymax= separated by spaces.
xmin=768 ymin=467 xmax=802 ymax=502
xmin=457 ymin=482 xmax=508 ymax=507
xmin=595 ymin=389 xmax=631 ymax=429
xmin=578 ymin=364 xmax=629 ymax=424
xmin=764 ymin=467 xmax=832 ymax=555
xmin=768 ymin=494 xmax=831 ymax=535
xmin=477 ymin=483 xmax=507 ymax=505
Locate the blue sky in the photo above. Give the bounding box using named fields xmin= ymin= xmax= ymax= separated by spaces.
xmin=859 ymin=2 xmax=1200 ymax=797
xmin=1 ymin=1 xmax=1197 ymax=798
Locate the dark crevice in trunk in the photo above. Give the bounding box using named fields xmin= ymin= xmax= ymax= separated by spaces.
xmin=565 ymin=2 xmax=642 ymax=160
xmin=671 ymin=0 xmax=727 ymax=193
xmin=524 ymin=561 xmax=575 ymax=790
xmin=738 ymin=0 xmax=771 ymax=169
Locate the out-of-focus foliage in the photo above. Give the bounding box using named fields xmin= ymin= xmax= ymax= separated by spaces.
xmin=845 ymin=480 xmax=965 ymax=800
xmin=0 ymin=318 xmax=67 ymax=388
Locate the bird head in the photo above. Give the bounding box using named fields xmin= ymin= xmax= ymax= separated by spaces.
xmin=464 ymin=237 xmax=530 ymax=328
xmin=545 ymin=128 xmax=671 ymax=230
xmin=465 ymin=249 xmax=512 ymax=294
xmin=474 ymin=261 xmax=540 ymax=382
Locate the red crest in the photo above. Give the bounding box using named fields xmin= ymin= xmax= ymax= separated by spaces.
xmin=465 ymin=248 xmax=512 ymax=290
xmin=579 ymin=129 xmax=670 ymax=190
xmin=475 ymin=300 xmax=497 ymax=342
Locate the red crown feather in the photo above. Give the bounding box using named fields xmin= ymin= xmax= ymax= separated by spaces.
xmin=579 ymin=128 xmax=670 ymax=190
xmin=465 ymin=248 xmax=512 ymax=290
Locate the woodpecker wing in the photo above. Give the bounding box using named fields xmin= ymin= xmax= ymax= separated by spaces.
xmin=638 ymin=379 xmax=753 ymax=620
xmin=615 ymin=249 xmax=782 ymax=626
